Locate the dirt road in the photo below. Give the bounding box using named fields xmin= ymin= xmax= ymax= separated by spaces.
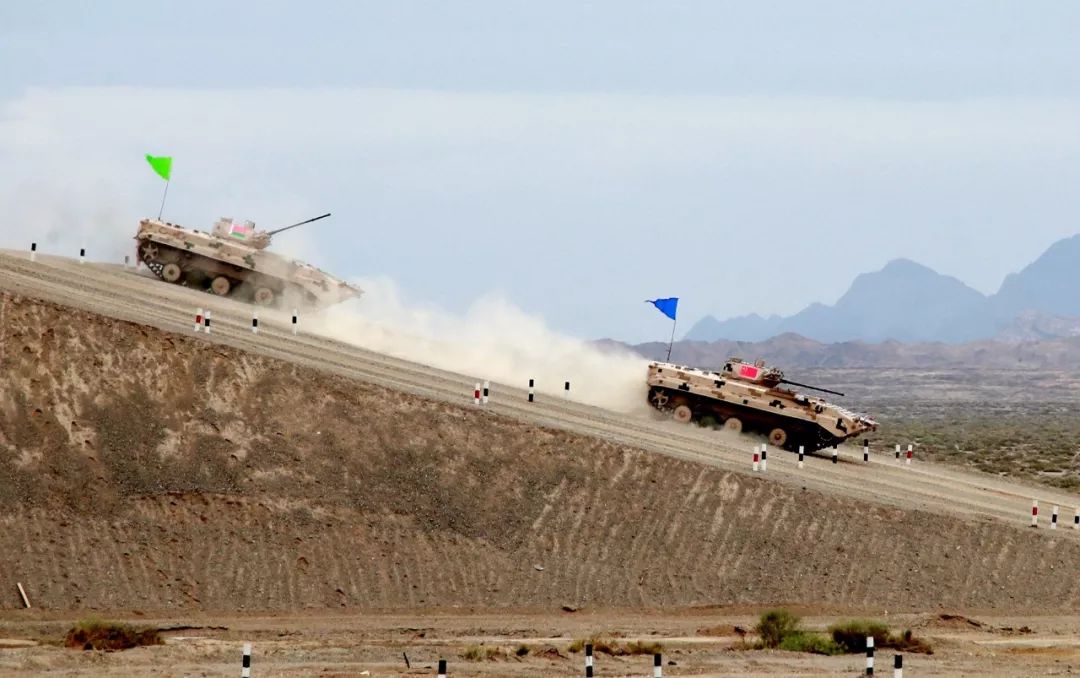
xmin=1 ymin=250 xmax=1075 ymax=529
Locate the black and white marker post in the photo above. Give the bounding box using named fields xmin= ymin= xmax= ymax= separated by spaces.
xmin=291 ymin=309 xmax=299 ymax=335
xmin=251 ymin=310 xmax=259 ymax=334
xmin=30 ymin=242 xmax=36 ymax=262
xmin=482 ymin=380 xmax=489 ymax=405
xmin=1074 ymin=508 xmax=1079 ymax=530
xmin=832 ymin=445 xmax=838 ymax=464
xmin=798 ymin=445 xmax=805 ymax=469
xmin=653 ymin=652 xmax=663 ymax=678
xmin=79 ymin=248 xmax=85 ymax=265
xmin=895 ymin=444 xmax=900 ymax=461
xmin=204 ymin=310 xmax=212 ymax=334
xmin=893 ymin=654 xmax=902 ymax=678
xmin=1052 ymin=505 xmax=1059 ymax=529
xmin=528 ymin=378 xmax=535 ymax=403
xmin=437 ymin=658 xmax=447 ymax=678
xmin=241 ymin=642 xmax=252 ymax=678
xmin=124 ymin=254 xmax=130 ymax=268
xmin=863 ymin=439 xmax=869 ymax=463
xmin=760 ymin=443 xmax=767 ymax=472
xmin=585 ymin=643 xmax=594 ymax=677
xmin=564 ymin=381 xmax=571 ymax=399
xmin=866 ymin=635 xmax=874 ymax=675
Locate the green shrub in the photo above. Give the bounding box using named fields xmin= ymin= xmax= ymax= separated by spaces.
xmin=755 ymin=609 xmax=802 ymax=649
xmin=778 ymin=632 xmax=844 ymax=655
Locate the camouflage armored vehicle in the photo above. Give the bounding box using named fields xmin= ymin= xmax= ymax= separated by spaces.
xmin=646 ymin=358 xmax=877 ymax=451
xmin=134 ymin=213 xmax=361 ymax=308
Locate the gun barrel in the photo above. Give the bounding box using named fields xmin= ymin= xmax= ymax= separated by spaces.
xmin=779 ymin=379 xmax=845 ymax=397
xmin=266 ymin=212 xmax=332 ymax=237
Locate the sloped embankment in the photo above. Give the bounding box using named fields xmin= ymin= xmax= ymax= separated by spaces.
xmin=0 ymin=291 xmax=1077 ymax=613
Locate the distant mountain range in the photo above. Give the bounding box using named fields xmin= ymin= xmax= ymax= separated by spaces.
xmin=685 ymin=234 xmax=1080 ymax=344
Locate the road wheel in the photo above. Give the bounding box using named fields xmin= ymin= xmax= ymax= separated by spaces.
xmin=672 ymin=405 xmax=692 ymax=424
xmin=724 ymin=417 xmax=743 ymax=433
xmin=648 ymin=388 xmax=670 ymax=409
xmin=769 ymin=427 xmax=788 ymax=447
xmin=211 ymin=276 xmax=231 ymax=296
xmin=161 ymin=262 xmax=182 ymax=283
xmin=253 ymin=286 xmax=275 ymax=305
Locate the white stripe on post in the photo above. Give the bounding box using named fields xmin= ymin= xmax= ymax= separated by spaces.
xmin=893 ymin=654 xmax=902 ymax=678
xmin=760 ymin=443 xmax=767 ymax=472
xmin=797 ymin=445 xmax=804 ymax=469
xmin=482 ymin=380 xmax=489 ymax=405
xmin=1052 ymin=505 xmax=1059 ymax=529
xmin=866 ymin=635 xmax=874 ymax=675
xmin=585 ymin=643 xmax=593 ymax=677
xmin=1031 ymin=499 xmax=1039 ymax=528
xmin=437 ymin=658 xmax=447 ymax=678
xmin=653 ymin=652 xmax=662 ymax=678
xmin=194 ymin=308 xmax=203 ymax=333
xmin=241 ymin=642 xmax=252 ymax=678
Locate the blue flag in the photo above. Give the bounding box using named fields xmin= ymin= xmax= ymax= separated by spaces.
xmin=647 ymin=297 xmax=678 ymax=321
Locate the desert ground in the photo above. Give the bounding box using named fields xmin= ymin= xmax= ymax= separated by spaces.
xmin=2 ymin=250 xmax=1080 ymax=675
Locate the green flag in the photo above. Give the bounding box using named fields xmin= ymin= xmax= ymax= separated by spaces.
xmin=145 ymin=154 xmax=172 ymax=181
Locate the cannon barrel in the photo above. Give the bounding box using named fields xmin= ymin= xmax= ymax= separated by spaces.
xmin=779 ymin=378 xmax=845 ymax=397
xmin=266 ymin=212 xmax=332 ymax=238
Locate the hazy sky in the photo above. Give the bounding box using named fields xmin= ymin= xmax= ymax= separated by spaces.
xmin=3 ymin=2 xmax=1080 ymax=342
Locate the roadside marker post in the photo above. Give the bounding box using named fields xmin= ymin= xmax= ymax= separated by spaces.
xmin=473 ymin=383 xmax=481 ymax=406
xmin=866 ymin=635 xmax=874 ymax=675
xmin=204 ymin=310 xmax=212 ymax=334
xmin=752 ymin=449 xmax=759 ymax=472
xmin=906 ymin=444 xmax=912 ymax=466
xmin=241 ymin=642 xmax=252 ymax=678
xmin=291 ymin=309 xmax=299 ymax=335
xmin=124 ymin=254 xmax=130 ymax=268
xmin=798 ymin=445 xmax=804 ymax=469
xmin=564 ymin=381 xmax=571 ymax=399
xmin=251 ymin=310 xmax=259 ymax=334
xmin=832 ymin=445 xmax=838 ymax=464
xmin=895 ymin=444 xmax=900 ymax=462
xmin=194 ymin=308 xmax=203 ymax=333
xmin=482 ymin=380 xmax=490 ymax=405
xmin=437 ymin=659 xmax=447 ymax=677
xmin=760 ymin=443 xmax=768 ymax=472
xmin=893 ymin=654 xmax=902 ymax=678
xmin=653 ymin=652 xmax=663 ymax=677
xmin=30 ymin=242 xmax=36 ymax=262
xmin=863 ymin=439 xmax=869 ymax=463
xmin=1032 ymin=500 xmax=1039 ymax=528
xmin=1052 ymin=505 xmax=1059 ymax=529
xmin=79 ymin=248 xmax=85 ymax=264
xmin=1074 ymin=509 xmax=1079 ymax=530
xmin=585 ymin=643 xmax=594 ymax=677
xmin=528 ymin=378 xmax=535 ymax=403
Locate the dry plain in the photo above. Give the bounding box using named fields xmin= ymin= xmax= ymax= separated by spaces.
xmin=2 ymin=250 xmax=1080 ymax=675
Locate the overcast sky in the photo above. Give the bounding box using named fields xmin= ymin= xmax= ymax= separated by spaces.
xmin=2 ymin=1 xmax=1079 ymax=342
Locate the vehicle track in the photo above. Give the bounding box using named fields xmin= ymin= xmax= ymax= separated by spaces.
xmin=2 ymin=250 xmax=1076 ymax=530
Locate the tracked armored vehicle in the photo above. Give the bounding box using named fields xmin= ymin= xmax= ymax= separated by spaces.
xmin=134 ymin=213 xmax=361 ymax=309
xmin=647 ymin=358 xmax=877 ymax=451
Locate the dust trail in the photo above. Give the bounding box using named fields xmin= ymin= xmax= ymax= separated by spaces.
xmin=306 ymin=277 xmax=651 ymax=412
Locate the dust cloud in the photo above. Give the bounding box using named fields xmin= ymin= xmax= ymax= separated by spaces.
xmin=306 ymin=276 xmax=651 ymax=413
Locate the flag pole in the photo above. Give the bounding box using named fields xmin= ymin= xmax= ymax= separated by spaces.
xmin=157 ymin=179 xmax=170 ymax=220
xmin=666 ymin=315 xmax=677 ymax=362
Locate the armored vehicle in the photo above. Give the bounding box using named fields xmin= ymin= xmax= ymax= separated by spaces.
xmin=646 ymin=358 xmax=877 ymax=451
xmin=134 ymin=213 xmax=361 ymax=309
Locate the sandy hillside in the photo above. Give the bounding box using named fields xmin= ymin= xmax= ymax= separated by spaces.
xmin=2 ymin=289 xmax=1080 ymax=615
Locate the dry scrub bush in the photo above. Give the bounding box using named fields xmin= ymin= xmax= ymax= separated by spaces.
xmin=64 ymin=619 xmax=163 ymax=651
